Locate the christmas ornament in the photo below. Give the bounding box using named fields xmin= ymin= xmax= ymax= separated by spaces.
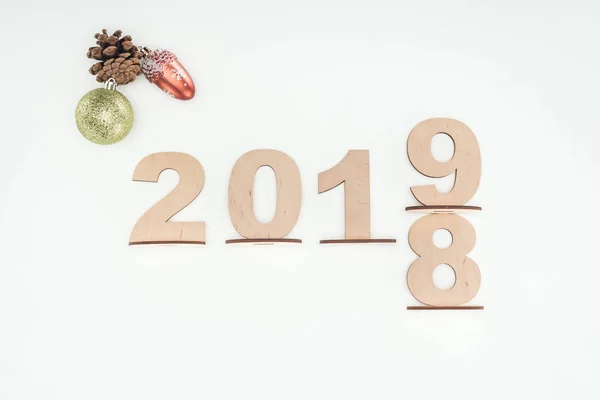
xmin=141 ymin=48 xmax=195 ymax=100
xmin=76 ymin=28 xmax=197 ymax=145
xmin=75 ymin=78 xmax=134 ymax=145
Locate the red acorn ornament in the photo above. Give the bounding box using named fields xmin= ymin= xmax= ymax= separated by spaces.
xmin=141 ymin=48 xmax=195 ymax=100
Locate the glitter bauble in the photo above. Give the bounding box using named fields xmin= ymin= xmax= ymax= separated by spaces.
xmin=75 ymin=83 xmax=134 ymax=145
xmin=141 ymin=48 xmax=195 ymax=100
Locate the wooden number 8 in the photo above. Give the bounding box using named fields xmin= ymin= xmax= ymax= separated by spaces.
xmin=407 ymin=118 xmax=481 ymax=206
xmin=407 ymin=214 xmax=480 ymax=306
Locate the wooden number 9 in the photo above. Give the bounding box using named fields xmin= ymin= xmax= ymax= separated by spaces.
xmin=407 ymin=214 xmax=480 ymax=306
xmin=407 ymin=118 xmax=481 ymax=206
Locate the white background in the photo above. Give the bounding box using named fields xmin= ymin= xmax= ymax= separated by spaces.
xmin=1 ymin=1 xmax=599 ymax=399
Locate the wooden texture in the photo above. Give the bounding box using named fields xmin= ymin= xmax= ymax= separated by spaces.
xmin=319 ymin=150 xmax=370 ymax=239
xmin=407 ymin=214 xmax=481 ymax=306
xmin=319 ymin=150 xmax=394 ymax=242
xmin=405 ymin=205 xmax=482 ymax=213
xmin=129 ymin=152 xmax=206 ymax=246
xmin=407 ymin=306 xmax=484 ymax=310
xmin=320 ymin=239 xmax=396 ymax=244
xmin=130 ymin=240 xmax=206 ymax=246
xmin=225 ymin=238 xmax=302 ymax=245
xmin=407 ymin=118 xmax=481 ymax=206
xmin=228 ymin=149 xmax=302 ymax=239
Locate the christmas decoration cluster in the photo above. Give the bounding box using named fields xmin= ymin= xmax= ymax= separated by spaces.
xmin=76 ymin=27 xmax=196 ymax=145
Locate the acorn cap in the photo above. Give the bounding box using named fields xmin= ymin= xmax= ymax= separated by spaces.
xmin=141 ymin=48 xmax=177 ymax=83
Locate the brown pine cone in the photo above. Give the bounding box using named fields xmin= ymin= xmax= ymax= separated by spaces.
xmin=86 ymin=29 xmax=144 ymax=85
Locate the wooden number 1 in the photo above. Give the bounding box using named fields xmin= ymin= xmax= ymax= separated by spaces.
xmin=129 ymin=152 xmax=206 ymax=245
xmin=228 ymin=149 xmax=302 ymax=240
xmin=319 ymin=150 xmax=371 ymax=240
xmin=407 ymin=118 xmax=481 ymax=206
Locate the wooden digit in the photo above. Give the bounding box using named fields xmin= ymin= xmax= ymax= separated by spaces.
xmin=318 ymin=150 xmax=395 ymax=244
xmin=227 ymin=149 xmax=302 ymax=242
xmin=129 ymin=152 xmax=206 ymax=245
xmin=407 ymin=214 xmax=481 ymax=307
xmin=319 ymin=150 xmax=371 ymax=239
xmin=407 ymin=118 xmax=481 ymax=207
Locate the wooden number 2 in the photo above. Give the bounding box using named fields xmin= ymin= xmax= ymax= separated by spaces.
xmin=318 ymin=150 xmax=371 ymax=240
xmin=228 ymin=149 xmax=302 ymax=239
xmin=129 ymin=152 xmax=206 ymax=245
xmin=407 ymin=118 xmax=481 ymax=206
xmin=407 ymin=214 xmax=480 ymax=306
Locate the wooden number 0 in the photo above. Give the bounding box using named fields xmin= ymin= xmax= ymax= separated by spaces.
xmin=129 ymin=152 xmax=206 ymax=245
xmin=407 ymin=118 xmax=481 ymax=206
xmin=407 ymin=214 xmax=480 ymax=306
xmin=228 ymin=149 xmax=302 ymax=240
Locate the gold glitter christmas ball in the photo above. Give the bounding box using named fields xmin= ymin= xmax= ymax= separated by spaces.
xmin=75 ymin=83 xmax=134 ymax=145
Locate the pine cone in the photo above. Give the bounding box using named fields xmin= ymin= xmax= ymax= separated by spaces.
xmin=86 ymin=29 xmax=144 ymax=85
